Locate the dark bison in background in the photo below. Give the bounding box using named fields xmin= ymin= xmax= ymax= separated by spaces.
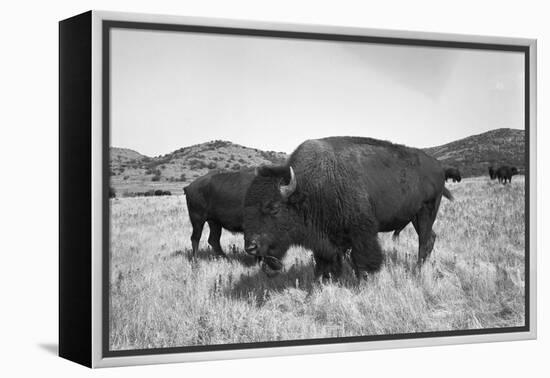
xmin=184 ymin=168 xmax=255 ymax=257
xmin=444 ymin=167 xmax=461 ymax=183
xmin=488 ymin=166 xmax=497 ymax=180
xmin=243 ymin=136 xmax=453 ymax=280
xmin=496 ymin=165 xmax=519 ymax=184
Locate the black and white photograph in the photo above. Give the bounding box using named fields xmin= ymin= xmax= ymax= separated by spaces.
xmin=106 ymin=23 xmax=529 ymax=353
xmin=4 ymin=0 xmax=550 ymax=374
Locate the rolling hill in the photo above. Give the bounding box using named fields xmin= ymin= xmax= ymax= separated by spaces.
xmin=422 ymin=128 xmax=525 ymax=177
xmin=110 ymin=140 xmax=287 ymax=195
xmin=110 ymin=128 xmax=525 ymax=195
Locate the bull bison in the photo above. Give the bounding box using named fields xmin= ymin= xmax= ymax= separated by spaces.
xmin=496 ymin=165 xmax=519 ymax=184
xmin=184 ymin=168 xmax=255 ymax=257
xmin=444 ymin=167 xmax=461 ymax=183
xmin=489 ymin=166 xmax=496 ymax=180
xmin=243 ymin=136 xmax=453 ymax=280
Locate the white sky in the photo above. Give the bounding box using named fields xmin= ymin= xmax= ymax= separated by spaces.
xmin=110 ymin=28 xmax=524 ymax=156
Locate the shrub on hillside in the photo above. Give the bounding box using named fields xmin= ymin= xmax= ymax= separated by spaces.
xmin=188 ymin=159 xmax=208 ymax=170
xmin=208 ymin=140 xmax=230 ymax=149
xmin=151 ymin=169 xmax=161 ymax=181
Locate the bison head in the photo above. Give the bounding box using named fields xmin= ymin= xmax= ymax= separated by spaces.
xmin=243 ymin=165 xmax=302 ymax=271
xmin=489 ymin=166 xmax=496 ymax=180
xmin=511 ymin=167 xmax=519 ymax=175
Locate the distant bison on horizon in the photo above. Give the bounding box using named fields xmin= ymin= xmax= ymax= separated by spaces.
xmin=496 ymin=166 xmax=519 ymax=184
xmin=183 ymin=168 xmax=256 ymax=257
xmin=444 ymin=167 xmax=461 ymax=183
xmin=489 ymin=166 xmax=497 ymax=180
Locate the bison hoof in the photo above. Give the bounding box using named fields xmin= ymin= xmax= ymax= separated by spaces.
xmin=316 ymin=272 xmax=336 ymax=285
xmin=414 ymin=260 xmax=426 ymax=274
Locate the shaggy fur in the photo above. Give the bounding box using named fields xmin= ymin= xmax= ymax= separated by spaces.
xmin=243 ymin=137 xmax=452 ymax=280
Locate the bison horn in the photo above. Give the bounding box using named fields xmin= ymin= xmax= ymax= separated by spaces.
xmin=279 ymin=166 xmax=297 ymax=199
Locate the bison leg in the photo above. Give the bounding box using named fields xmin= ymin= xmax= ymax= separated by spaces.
xmin=392 ymin=230 xmax=400 ymax=241
xmin=207 ymin=220 xmax=226 ymax=256
xmin=392 ymin=223 xmax=408 ymax=241
xmin=412 ymin=197 xmax=441 ymax=264
xmin=189 ymin=216 xmax=205 ymax=258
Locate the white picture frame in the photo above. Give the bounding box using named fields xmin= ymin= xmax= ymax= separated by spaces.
xmin=59 ymin=10 xmax=537 ymax=368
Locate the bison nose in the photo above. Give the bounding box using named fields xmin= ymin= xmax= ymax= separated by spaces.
xmin=245 ymin=241 xmax=259 ymax=255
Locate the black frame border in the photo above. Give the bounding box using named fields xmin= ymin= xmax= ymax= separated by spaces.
xmin=102 ymin=20 xmax=531 ymax=358
xmin=59 ymin=11 xmax=93 ymax=367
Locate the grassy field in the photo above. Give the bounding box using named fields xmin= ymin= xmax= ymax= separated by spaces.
xmin=109 ymin=176 xmax=525 ymax=350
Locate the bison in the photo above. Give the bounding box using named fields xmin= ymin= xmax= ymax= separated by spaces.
xmin=444 ymin=167 xmax=461 ymax=183
xmin=154 ymin=190 xmax=171 ymax=196
xmin=489 ymin=166 xmax=496 ymax=180
xmin=184 ymin=168 xmax=255 ymax=257
xmin=496 ymin=165 xmax=519 ymax=184
xmin=243 ymin=137 xmax=453 ymax=280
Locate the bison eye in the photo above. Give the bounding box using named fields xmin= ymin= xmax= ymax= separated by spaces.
xmin=261 ymin=201 xmax=280 ymax=215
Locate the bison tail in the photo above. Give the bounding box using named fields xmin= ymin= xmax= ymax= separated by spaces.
xmin=442 ymin=187 xmax=454 ymax=201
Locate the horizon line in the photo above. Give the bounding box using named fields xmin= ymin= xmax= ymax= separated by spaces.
xmin=110 ymin=127 xmax=524 ymax=158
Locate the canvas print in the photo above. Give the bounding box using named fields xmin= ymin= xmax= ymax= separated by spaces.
xmin=107 ymin=27 xmax=527 ymax=352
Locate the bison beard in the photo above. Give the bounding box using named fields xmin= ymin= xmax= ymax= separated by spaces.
xmin=243 ymin=137 xmax=451 ymax=281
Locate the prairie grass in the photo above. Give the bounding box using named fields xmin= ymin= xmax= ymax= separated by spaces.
xmin=109 ymin=176 xmax=525 ymax=350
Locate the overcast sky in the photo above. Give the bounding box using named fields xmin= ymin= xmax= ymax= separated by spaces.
xmin=110 ymin=28 xmax=524 ymax=156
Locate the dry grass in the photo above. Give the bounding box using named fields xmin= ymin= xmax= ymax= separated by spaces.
xmin=109 ymin=176 xmax=525 ymax=350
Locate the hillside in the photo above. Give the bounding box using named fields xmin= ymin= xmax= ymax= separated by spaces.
xmin=110 ymin=147 xmax=148 ymax=163
xmin=110 ymin=140 xmax=287 ymax=195
xmin=110 ymin=128 xmax=525 ymax=195
xmin=423 ymin=128 xmax=525 ymax=177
